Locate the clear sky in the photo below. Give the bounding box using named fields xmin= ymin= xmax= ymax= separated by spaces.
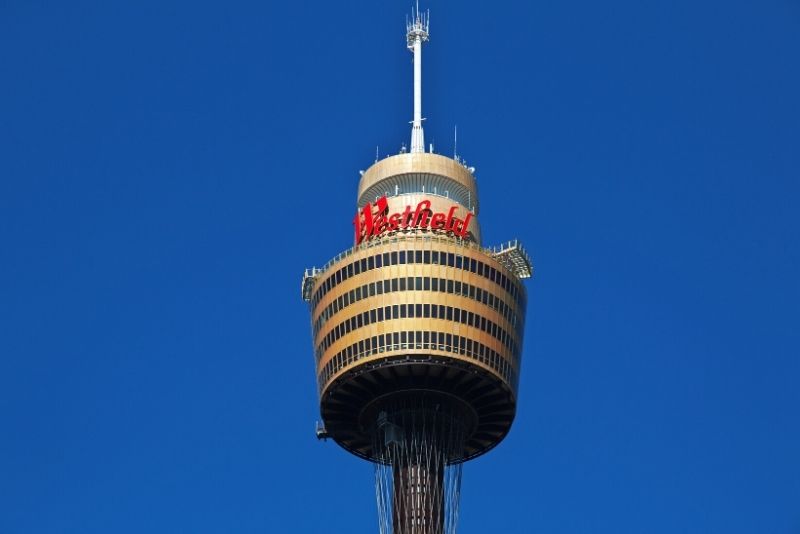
xmin=1 ymin=1 xmax=799 ymax=533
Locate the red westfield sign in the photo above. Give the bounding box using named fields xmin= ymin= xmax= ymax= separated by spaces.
xmin=354 ymin=196 xmax=473 ymax=245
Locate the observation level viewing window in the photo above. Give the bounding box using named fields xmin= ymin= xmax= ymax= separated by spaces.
xmin=314 ymin=302 xmax=520 ymax=363
xmin=310 ymin=248 xmax=525 ymax=310
xmin=311 ymin=275 xmax=525 ymax=340
xmin=359 ymin=175 xmax=478 ymax=213
xmin=317 ymin=329 xmax=518 ymax=394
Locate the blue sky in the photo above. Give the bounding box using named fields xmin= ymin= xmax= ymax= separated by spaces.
xmin=1 ymin=1 xmax=798 ymax=532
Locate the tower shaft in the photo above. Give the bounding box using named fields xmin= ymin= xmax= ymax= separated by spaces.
xmin=393 ymin=462 xmax=445 ymax=534
xmin=372 ymin=394 xmax=467 ymax=534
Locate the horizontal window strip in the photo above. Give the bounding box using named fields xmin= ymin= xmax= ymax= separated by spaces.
xmin=311 ymin=248 xmax=525 ymax=310
xmin=316 ymin=329 xmax=519 ymax=394
xmin=313 ymin=275 xmax=523 ymax=340
xmin=315 ymin=303 xmax=519 ymax=364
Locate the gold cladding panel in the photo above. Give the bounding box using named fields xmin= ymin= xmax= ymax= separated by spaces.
xmin=311 ymin=238 xmax=525 ymax=324
xmin=314 ymin=286 xmax=521 ymax=361
xmin=316 ymin=308 xmax=516 ymax=373
xmin=308 ymin=237 xmax=526 ymax=391
xmin=313 ymin=267 xmax=523 ymax=339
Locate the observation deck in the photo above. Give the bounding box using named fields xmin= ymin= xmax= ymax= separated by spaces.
xmin=303 ymin=222 xmax=531 ymax=461
xmin=358 ymin=153 xmax=479 ymax=214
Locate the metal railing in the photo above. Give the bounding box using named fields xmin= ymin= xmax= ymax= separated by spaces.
xmin=302 ymin=232 xmax=533 ymax=299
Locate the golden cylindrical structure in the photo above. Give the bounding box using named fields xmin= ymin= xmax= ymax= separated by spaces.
xmin=303 ymin=153 xmax=531 ymax=463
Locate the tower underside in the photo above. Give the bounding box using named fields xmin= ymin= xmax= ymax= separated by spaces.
xmin=320 ymin=358 xmax=516 ymax=462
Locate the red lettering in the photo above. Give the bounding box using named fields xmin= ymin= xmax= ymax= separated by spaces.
xmin=353 ymin=197 xmax=389 ymax=245
xmin=400 ymin=205 xmax=412 ymax=229
xmin=459 ymin=213 xmax=473 ymax=238
xmin=444 ymin=206 xmax=457 ymax=232
xmin=389 ymin=213 xmax=401 ymax=231
xmin=353 ymin=196 xmax=474 ymax=244
xmin=411 ymin=200 xmax=432 ymax=228
xmin=372 ymin=196 xmax=388 ymax=234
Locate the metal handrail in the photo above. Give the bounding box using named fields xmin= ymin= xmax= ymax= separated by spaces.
xmin=303 ymin=233 xmax=533 ymax=297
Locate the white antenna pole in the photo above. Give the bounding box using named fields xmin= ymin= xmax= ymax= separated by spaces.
xmin=454 ymin=124 xmax=458 ymax=160
xmin=407 ymin=4 xmax=430 ymax=154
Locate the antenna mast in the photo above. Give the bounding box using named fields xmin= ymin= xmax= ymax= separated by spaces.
xmin=407 ymin=1 xmax=430 ymax=154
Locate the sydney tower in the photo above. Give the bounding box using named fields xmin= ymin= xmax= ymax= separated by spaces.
xmin=302 ymin=5 xmax=532 ymax=533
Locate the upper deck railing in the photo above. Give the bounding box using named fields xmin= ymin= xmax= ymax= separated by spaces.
xmin=302 ymin=233 xmax=533 ymax=302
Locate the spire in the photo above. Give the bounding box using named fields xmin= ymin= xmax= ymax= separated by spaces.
xmin=406 ymin=2 xmax=430 ymax=153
